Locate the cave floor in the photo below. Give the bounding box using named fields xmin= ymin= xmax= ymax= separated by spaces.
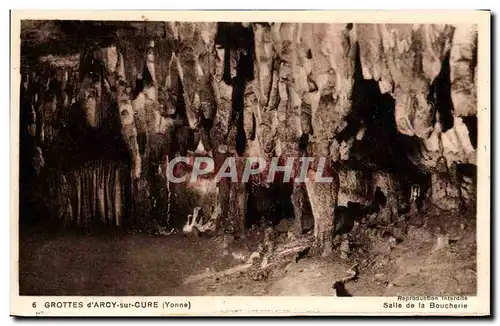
xmin=18 ymin=208 xmax=476 ymax=297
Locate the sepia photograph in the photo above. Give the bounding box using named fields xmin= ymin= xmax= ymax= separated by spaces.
xmin=10 ymin=10 xmax=491 ymax=316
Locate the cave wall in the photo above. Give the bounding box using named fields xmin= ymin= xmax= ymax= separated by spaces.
xmin=19 ymin=21 xmax=477 ymax=242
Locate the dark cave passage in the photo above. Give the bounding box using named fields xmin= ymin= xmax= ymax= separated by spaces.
xmin=245 ymin=183 xmax=296 ymax=229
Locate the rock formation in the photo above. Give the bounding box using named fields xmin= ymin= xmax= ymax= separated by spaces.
xmin=19 ymin=21 xmax=478 ymax=254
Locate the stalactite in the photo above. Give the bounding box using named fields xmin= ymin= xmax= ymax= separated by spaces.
xmin=450 ymin=24 xmax=478 ymax=117
xmin=210 ymin=45 xmax=234 ymax=151
xmin=252 ymin=23 xmax=278 ymax=156
xmin=75 ymin=172 xmax=81 ymax=226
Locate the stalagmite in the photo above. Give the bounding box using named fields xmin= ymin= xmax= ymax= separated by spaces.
xmin=372 ymin=171 xmax=400 ymax=224
xmin=337 ymin=169 xmax=371 ymax=207
xmin=304 ymin=179 xmax=336 ymax=256
xmin=291 ymin=183 xmax=305 ymax=235
xmin=275 ymin=23 xmax=309 ymax=237
xmin=115 ymin=170 xmax=122 ymax=226
xmin=97 ymin=167 xmax=106 ymax=221
xmin=233 ymin=181 xmax=248 ymax=236
xmin=431 ymin=156 xmax=463 ymax=211
xmin=81 ymin=167 xmax=91 ymax=226
xmin=299 ymin=23 xmax=357 ymax=253
xmin=75 ymin=173 xmax=81 ymax=226
xmin=208 ymin=31 xmax=237 ymax=235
